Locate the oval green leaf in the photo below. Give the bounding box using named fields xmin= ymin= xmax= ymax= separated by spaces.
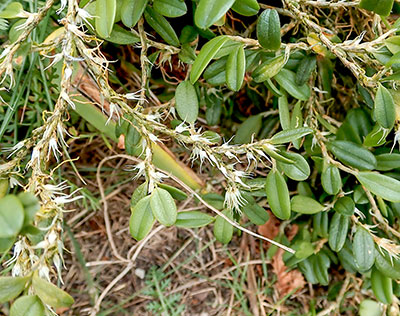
xmin=266 ymin=170 xmax=291 ymax=220
xmin=356 ymin=171 xmax=400 ymax=203
xmin=0 ymin=195 xmax=24 ymax=238
xmin=321 ymin=164 xmax=342 ymax=195
xmin=10 ymin=295 xmax=45 ymax=316
xmin=328 ymin=212 xmax=349 ymax=252
xmin=144 ymin=7 xmax=180 ymax=46
xmin=121 ymin=0 xmax=148 ymax=28
xmin=270 ymin=127 xmax=313 ymax=145
xmin=153 ymin=0 xmax=187 ymax=18
xmin=95 ymin=0 xmax=117 ymax=38
xmin=150 ymin=188 xmax=177 ymax=226
xmin=327 ymin=140 xmax=377 ymax=171
xmin=32 ymin=272 xmax=74 ymax=308
xmin=0 ymin=276 xmax=29 ymax=304
xmin=213 ymin=209 xmax=234 ymax=244
xmin=291 ymin=195 xmax=324 ymax=214
xmin=175 ymin=211 xmax=214 ymax=228
xmin=334 ymin=196 xmax=355 ymax=216
xmin=374 ymin=84 xmax=396 ymax=130
xmin=231 ymin=0 xmax=259 ymax=16
xmin=194 ymin=0 xmax=235 ymax=29
xmin=274 ymin=69 xmax=311 ymax=101
xmin=371 ymin=267 xmax=393 ymax=304
xmin=226 ymin=45 xmax=245 ymax=91
xmin=256 ymin=9 xmax=281 ymax=50
xmin=175 ymin=81 xmax=199 ymax=123
xmin=277 ymin=152 xmax=310 ymax=181
xmin=353 ymin=226 xmax=375 ymax=272
xmin=190 ymin=36 xmax=229 ymax=84
xmin=129 ymin=196 xmax=155 ymax=241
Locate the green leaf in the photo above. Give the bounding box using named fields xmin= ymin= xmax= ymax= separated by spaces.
xmin=214 ymin=40 xmax=242 ymax=59
xmin=153 ymin=0 xmax=187 ymax=17
xmin=0 ymin=195 xmax=24 ymax=238
xmin=129 ymin=196 xmax=155 ymax=241
xmin=328 ymin=212 xmax=349 ymax=252
xmin=356 ymin=172 xmax=400 ymax=202
xmin=274 ymin=69 xmax=311 ymax=101
xmin=376 ymin=153 xmax=400 ymax=171
xmin=242 ymin=203 xmax=269 ymax=225
xmin=256 ymin=9 xmax=281 ymax=50
xmin=10 ymin=295 xmax=45 ymax=316
xmin=175 ymin=81 xmax=199 ymax=123
xmin=278 ymin=94 xmax=290 ymax=130
xmin=150 ymin=188 xmax=177 ymax=226
xmin=104 ymin=24 xmax=140 ymax=44
xmin=262 ymin=146 xmax=295 ymax=164
xmin=234 ymin=115 xmax=262 ymax=144
xmin=359 ymin=0 xmax=394 ymax=16
xmin=226 ymin=45 xmax=246 ymax=91
xmin=144 ymin=7 xmax=179 ymax=46
xmin=213 ymin=209 xmax=234 ymax=244
xmin=95 ymin=0 xmax=117 ymax=38
xmin=291 ymin=195 xmax=324 ymax=214
xmin=363 ymin=124 xmax=388 ymax=147
xmin=231 ymin=0 xmax=259 ymax=16
xmin=321 ymin=164 xmax=342 ymax=195
xmin=194 ymin=0 xmax=235 ymax=29
xmin=277 ymin=152 xmax=310 ymax=181
xmin=265 ymin=170 xmax=291 ymax=220
xmin=338 ymin=240 xmax=358 ymax=273
xmin=295 ymin=55 xmax=317 ymax=86
xmin=375 ymin=250 xmax=400 ymax=280
xmin=0 ymin=237 xmax=15 ymax=253
xmin=270 ymin=127 xmax=312 ymax=145
xmin=158 ymin=184 xmax=187 ymax=201
xmin=371 ymin=267 xmax=393 ymax=304
xmin=327 ymin=140 xmax=377 ymax=171
xmin=353 ymin=227 xmax=375 ymax=272
xmin=18 ymin=192 xmax=39 ymax=225
xmin=190 ymin=36 xmax=229 ymax=84
xmin=130 ymin=182 xmax=148 ymax=207
xmin=313 ymin=212 xmax=329 ymax=238
xmin=359 ymin=300 xmax=382 ymax=316
xmin=252 ymin=55 xmax=286 ymax=83
xmin=175 ymin=211 xmax=214 ymax=228
xmin=374 ymin=84 xmax=396 ymax=129
xmin=0 ymin=2 xmax=24 ymax=19
xmin=334 ymin=196 xmax=355 ymax=216
xmin=121 ymin=0 xmax=148 ymax=27
xmin=313 ymin=252 xmax=330 ymax=286
xmin=32 ymin=272 xmax=74 ymax=308
xmin=353 ymin=185 xmax=369 ymax=205
xmin=0 ymin=276 xmax=30 ymax=304
xmin=125 ymin=123 xmax=141 ymax=156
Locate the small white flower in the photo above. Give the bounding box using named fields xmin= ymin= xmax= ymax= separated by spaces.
xmin=5 ymin=240 xmax=23 ymax=266
xmin=47 ymin=230 xmax=58 ymax=246
xmin=148 ymin=133 xmax=159 ymax=143
xmin=11 ymin=263 xmax=22 ymax=277
xmin=57 ymin=0 xmax=67 ymax=14
xmin=124 ymin=89 xmax=145 ymax=101
xmin=4 ymin=141 xmax=25 ymax=158
xmin=0 ymin=47 xmax=10 ymax=60
xmin=175 ymin=122 xmax=189 ymax=134
xmin=53 ymin=189 xmax=83 ymax=204
xmin=76 ymin=8 xmax=94 ymax=29
xmin=39 ymin=265 xmax=51 ymax=282
xmin=61 ymin=91 xmax=76 ymax=109
xmin=48 ymin=138 xmax=61 ymax=161
xmin=106 ymin=103 xmax=121 ymax=125
xmin=130 ymin=161 xmax=146 ymax=179
xmin=224 ymin=186 xmax=246 ymax=211
xmin=9 ymin=177 xmax=22 ymax=188
xmin=53 ymin=254 xmax=64 ymax=284
xmin=30 ymin=148 xmax=41 ymax=165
